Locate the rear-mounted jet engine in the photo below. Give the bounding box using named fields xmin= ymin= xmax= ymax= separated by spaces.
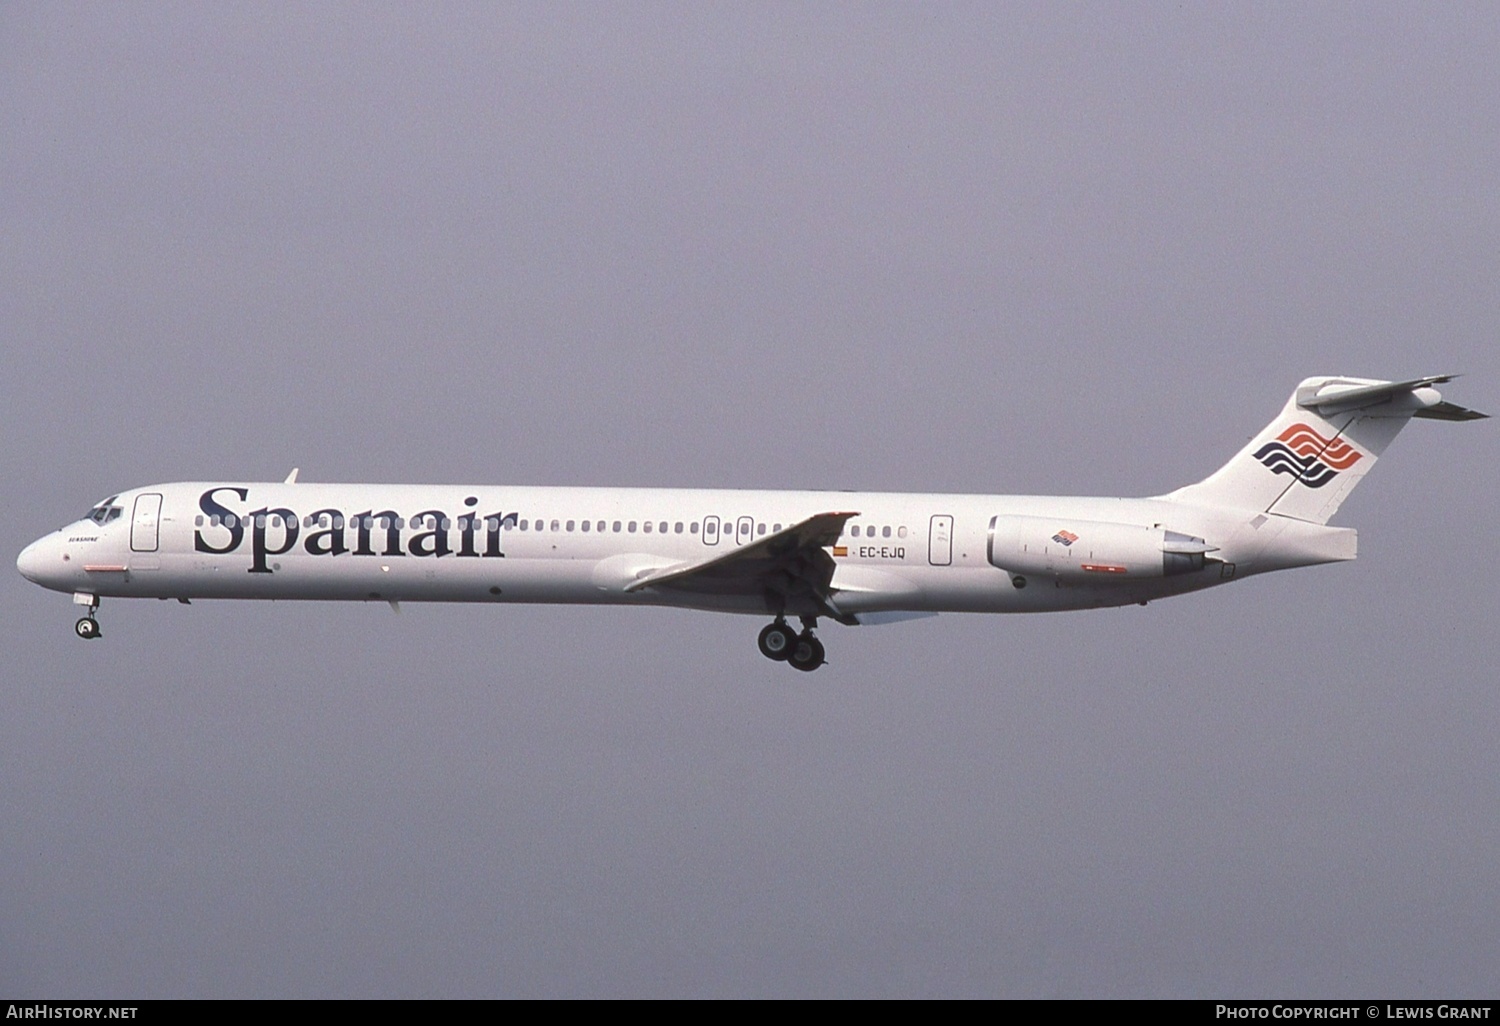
xmin=987 ymin=515 xmax=1216 ymax=585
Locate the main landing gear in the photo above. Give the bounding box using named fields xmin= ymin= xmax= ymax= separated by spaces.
xmin=757 ymin=617 xmax=825 ymax=672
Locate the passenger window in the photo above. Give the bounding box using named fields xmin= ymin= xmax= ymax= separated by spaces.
xmin=659 ymin=522 xmax=668 ymax=534
xmin=690 ymin=522 xmax=699 ymax=533
xmin=551 ymin=520 xmax=560 ymax=531
xmin=195 ymin=515 xmax=204 ymax=527
xmin=613 ymin=521 xmax=622 ymax=532
xmin=581 ymin=520 xmax=590 ymax=532
xmin=675 ymin=522 xmax=683 ymax=534
xmin=773 ymin=523 xmax=782 ymax=532
xmin=757 ymin=523 xmax=766 ymax=536
xmin=898 ymin=526 xmax=907 ymax=538
xmin=643 ymin=522 xmax=653 ymax=533
xmin=628 ymin=521 xmax=637 ymax=533
xmin=333 ymin=515 xmax=343 ymax=529
xmin=597 ymin=521 xmax=606 ymax=533
xmin=566 ymin=520 xmax=575 ymax=532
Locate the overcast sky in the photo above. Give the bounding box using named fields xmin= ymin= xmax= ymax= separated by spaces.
xmin=2 ymin=2 xmax=1497 ymax=997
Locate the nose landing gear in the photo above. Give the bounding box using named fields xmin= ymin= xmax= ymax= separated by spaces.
xmin=757 ymin=617 xmax=825 ymax=672
xmin=73 ymin=594 xmax=101 ymax=640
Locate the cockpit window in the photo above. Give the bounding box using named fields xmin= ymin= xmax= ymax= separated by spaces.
xmin=85 ymin=496 xmax=123 ymax=525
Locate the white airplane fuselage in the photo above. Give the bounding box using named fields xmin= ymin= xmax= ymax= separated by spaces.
xmin=15 ymin=375 xmax=1484 ymax=669
xmin=14 ymin=482 xmax=1353 ymax=612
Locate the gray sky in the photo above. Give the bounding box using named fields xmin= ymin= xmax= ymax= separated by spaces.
xmin=2 ymin=1 xmax=1497 ymax=997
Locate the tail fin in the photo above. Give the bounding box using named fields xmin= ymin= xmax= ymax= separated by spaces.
xmin=1165 ymin=375 xmax=1486 ymax=524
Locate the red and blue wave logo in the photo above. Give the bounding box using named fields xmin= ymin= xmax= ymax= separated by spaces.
xmin=1253 ymin=423 xmax=1363 ymax=488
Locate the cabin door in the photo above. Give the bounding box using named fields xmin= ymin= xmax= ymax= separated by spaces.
xmin=131 ymin=493 xmax=163 ymax=552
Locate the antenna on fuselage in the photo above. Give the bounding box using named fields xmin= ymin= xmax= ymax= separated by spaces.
xmin=284 ymin=468 xmax=300 ymax=484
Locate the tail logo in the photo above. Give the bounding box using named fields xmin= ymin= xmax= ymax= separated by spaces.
xmin=1253 ymin=423 xmax=1363 ymax=489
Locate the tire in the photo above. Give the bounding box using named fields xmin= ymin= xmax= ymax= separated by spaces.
xmin=75 ymin=617 xmax=99 ymax=640
xmin=757 ymin=622 xmax=797 ymax=661
xmin=788 ymin=634 xmax=825 ymax=672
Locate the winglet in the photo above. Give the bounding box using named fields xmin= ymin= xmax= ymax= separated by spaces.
xmin=284 ymin=468 xmax=300 ymax=484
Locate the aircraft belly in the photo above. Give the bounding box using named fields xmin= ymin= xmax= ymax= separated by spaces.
xmin=121 ymin=553 xmax=615 ymax=604
xmin=889 ymin=565 xmax=1224 ymax=614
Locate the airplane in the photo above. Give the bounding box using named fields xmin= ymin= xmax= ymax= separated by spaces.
xmin=15 ymin=375 xmax=1486 ymax=671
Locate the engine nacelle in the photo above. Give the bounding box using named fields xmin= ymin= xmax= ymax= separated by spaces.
xmin=987 ymin=515 xmax=1213 ymax=582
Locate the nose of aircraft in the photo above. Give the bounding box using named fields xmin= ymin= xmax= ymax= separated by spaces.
xmin=17 ymin=535 xmax=56 ymax=584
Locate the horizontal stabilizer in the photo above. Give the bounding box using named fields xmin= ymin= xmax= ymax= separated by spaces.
xmin=1414 ymin=400 xmax=1488 ymax=421
xmin=1296 ymin=374 xmax=1487 ymax=419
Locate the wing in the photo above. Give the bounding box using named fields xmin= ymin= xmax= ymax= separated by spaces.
xmin=624 ymin=511 xmax=860 ymax=623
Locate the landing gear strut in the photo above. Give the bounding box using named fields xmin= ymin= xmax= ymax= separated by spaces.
xmin=758 ymin=616 xmax=825 ymax=672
